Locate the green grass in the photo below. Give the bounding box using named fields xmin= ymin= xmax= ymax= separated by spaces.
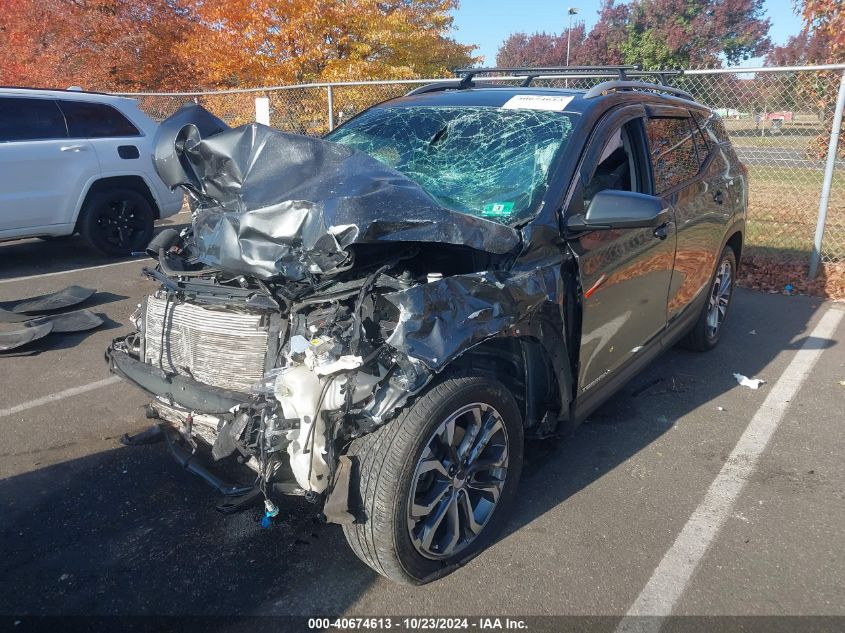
xmin=747 ymin=165 xmax=827 ymax=185
xmin=730 ymin=135 xmax=814 ymax=149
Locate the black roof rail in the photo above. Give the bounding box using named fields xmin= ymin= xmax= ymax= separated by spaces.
xmin=406 ymin=80 xmax=464 ymax=96
xmin=404 ymin=67 xmax=686 ymax=97
xmin=582 ymin=80 xmax=694 ymax=101
xmin=455 ymin=65 xmax=641 ymax=84
xmin=452 ymin=65 xmax=683 ymax=87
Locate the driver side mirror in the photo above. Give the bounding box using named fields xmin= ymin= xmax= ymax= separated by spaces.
xmin=566 ymin=189 xmax=669 ymax=231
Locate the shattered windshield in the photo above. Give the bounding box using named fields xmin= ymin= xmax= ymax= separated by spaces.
xmin=327 ymin=106 xmax=575 ymax=224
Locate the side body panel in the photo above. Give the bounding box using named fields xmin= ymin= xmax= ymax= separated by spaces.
xmin=565 ymin=105 xmax=676 ymax=400
xmin=649 ymin=106 xmax=736 ymax=325
xmin=0 ymin=96 xmax=100 ymax=232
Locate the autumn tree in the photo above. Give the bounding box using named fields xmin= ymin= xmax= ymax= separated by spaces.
xmin=497 ymin=25 xmax=590 ymax=67
xmin=497 ymin=0 xmax=771 ymax=70
xmin=765 ymin=1 xmax=845 ymax=160
xmin=173 ymin=0 xmax=476 ymax=88
xmin=801 ymin=0 xmax=844 ymax=59
xmin=1 ymin=0 xmax=476 ymax=91
xmin=0 ymin=0 xmax=194 ymax=91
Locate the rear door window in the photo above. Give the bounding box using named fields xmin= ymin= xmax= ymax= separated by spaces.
xmin=645 ymin=117 xmax=699 ymax=194
xmin=0 ymin=97 xmax=68 ymax=142
xmin=58 ymin=100 xmax=141 ymax=138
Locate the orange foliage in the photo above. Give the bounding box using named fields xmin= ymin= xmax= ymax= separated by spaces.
xmin=0 ymin=0 xmax=477 ymax=91
xmin=801 ymin=0 xmax=845 ymax=59
xmin=0 ymin=0 xmax=194 ymax=91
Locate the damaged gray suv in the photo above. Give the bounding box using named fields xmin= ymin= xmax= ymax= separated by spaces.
xmin=108 ymin=66 xmax=747 ymax=584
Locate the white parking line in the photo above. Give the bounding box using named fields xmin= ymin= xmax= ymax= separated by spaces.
xmin=0 ymin=376 xmax=121 ymax=418
xmin=617 ymin=307 xmax=844 ymax=633
xmin=0 ymin=259 xmax=143 ymax=285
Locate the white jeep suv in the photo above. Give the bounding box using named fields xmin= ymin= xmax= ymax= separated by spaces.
xmin=0 ymin=87 xmax=183 ymax=255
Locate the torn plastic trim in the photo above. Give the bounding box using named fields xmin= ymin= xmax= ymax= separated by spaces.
xmin=152 ymin=104 xmax=521 ymax=281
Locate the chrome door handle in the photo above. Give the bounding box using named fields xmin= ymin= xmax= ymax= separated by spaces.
xmin=60 ymin=145 xmax=87 ymax=152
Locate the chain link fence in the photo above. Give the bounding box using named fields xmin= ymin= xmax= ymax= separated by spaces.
xmin=116 ymin=66 xmax=845 ymax=270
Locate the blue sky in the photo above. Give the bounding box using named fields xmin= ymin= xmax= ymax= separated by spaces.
xmin=451 ymin=0 xmax=802 ymax=67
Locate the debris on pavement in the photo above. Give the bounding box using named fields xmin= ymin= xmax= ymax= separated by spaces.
xmin=0 ymin=287 xmax=103 ymax=352
xmin=5 ymin=285 xmax=96 ymax=314
xmin=0 ymin=319 xmax=54 ymax=351
xmin=733 ymin=373 xmax=766 ymax=389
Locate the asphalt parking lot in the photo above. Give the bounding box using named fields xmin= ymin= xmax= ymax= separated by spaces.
xmin=1 ymin=216 xmax=844 ymax=631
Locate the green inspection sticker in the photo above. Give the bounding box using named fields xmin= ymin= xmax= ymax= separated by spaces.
xmin=481 ymin=202 xmax=515 ymax=217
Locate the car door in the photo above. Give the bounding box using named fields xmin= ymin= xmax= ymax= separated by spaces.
xmin=0 ymin=96 xmax=99 ymax=233
xmin=565 ymin=104 xmax=676 ymax=400
xmin=644 ymin=107 xmax=727 ymax=323
xmin=57 ymin=100 xmax=144 ymax=176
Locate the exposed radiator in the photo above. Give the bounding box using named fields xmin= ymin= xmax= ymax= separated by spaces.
xmin=143 ymin=295 xmax=269 ymax=393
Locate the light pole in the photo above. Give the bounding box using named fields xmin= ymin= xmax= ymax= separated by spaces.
xmin=566 ymin=7 xmax=579 ymax=68
xmin=565 ymin=7 xmax=578 ymax=87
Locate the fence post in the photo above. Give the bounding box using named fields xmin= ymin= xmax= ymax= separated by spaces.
xmin=255 ymin=96 xmax=270 ymax=125
xmin=809 ymin=70 xmax=845 ymax=278
xmin=326 ymin=85 xmax=335 ymax=131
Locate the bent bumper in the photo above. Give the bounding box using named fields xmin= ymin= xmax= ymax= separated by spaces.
xmin=107 ymin=346 xmax=249 ymax=414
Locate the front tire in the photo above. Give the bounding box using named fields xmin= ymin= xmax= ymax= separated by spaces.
xmin=684 ymin=245 xmax=737 ymax=351
xmin=79 ymin=188 xmax=154 ymax=256
xmin=343 ymin=375 xmax=524 ymax=584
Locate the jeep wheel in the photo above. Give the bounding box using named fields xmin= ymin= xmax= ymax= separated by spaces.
xmin=684 ymin=245 xmax=737 ymax=351
xmin=79 ymin=188 xmax=154 ymax=256
xmin=343 ymin=375 xmax=524 ymax=584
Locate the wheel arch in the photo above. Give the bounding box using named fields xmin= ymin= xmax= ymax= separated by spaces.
xmin=442 ymin=328 xmax=573 ymax=438
xmin=74 ymin=175 xmax=161 ymax=232
xmin=725 ymin=229 xmax=743 ymax=270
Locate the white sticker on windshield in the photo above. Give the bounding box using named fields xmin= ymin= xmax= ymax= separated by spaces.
xmin=501 ymin=95 xmax=574 ymax=111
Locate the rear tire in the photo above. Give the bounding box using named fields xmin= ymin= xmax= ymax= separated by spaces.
xmin=79 ymin=188 xmax=154 ymax=256
xmin=683 ymin=245 xmax=737 ymax=351
xmin=342 ymin=375 xmax=524 ymax=584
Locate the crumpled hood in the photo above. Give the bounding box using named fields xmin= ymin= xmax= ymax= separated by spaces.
xmin=153 ymin=104 xmax=521 ymax=280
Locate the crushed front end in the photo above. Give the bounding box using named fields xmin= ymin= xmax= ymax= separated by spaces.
xmin=107 ymin=104 xmax=533 ymax=519
xmin=108 ymin=249 xmax=434 ymax=515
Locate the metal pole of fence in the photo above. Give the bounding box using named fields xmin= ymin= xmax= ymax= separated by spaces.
xmin=326 ymin=85 xmax=335 ymax=132
xmin=809 ymin=70 xmax=845 ymax=279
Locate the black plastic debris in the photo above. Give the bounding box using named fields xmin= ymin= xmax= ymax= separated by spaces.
xmin=7 ymin=285 xmax=95 ymax=314
xmin=0 ymin=308 xmax=35 ymax=324
xmin=35 ymin=309 xmax=103 ymax=333
xmin=0 ymin=320 xmax=54 ymax=352
xmin=0 ymin=287 xmax=103 ymax=352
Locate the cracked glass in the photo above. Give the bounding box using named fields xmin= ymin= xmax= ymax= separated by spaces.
xmin=327 ymin=106 xmax=575 ymax=224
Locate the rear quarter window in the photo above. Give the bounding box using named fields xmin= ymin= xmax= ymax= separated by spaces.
xmin=59 ymin=100 xmax=141 ymax=138
xmin=645 ymin=117 xmax=699 ymax=194
xmin=0 ymin=97 xmax=67 ymax=142
xmin=694 ymin=111 xmax=731 ymax=146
